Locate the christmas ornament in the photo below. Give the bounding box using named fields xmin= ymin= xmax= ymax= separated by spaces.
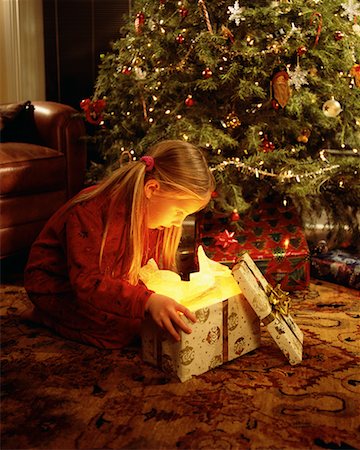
xmin=297 ymin=46 xmax=307 ymax=56
xmin=262 ymin=134 xmax=275 ymax=152
xmin=341 ymin=0 xmax=360 ymax=21
xmin=221 ymin=25 xmax=235 ymax=43
xmin=134 ymin=12 xmax=145 ymax=34
xmin=121 ymin=66 xmax=132 ymax=75
xmin=134 ymin=66 xmax=146 ymax=80
xmin=179 ymin=6 xmax=189 ymax=18
xmin=334 ymin=30 xmax=345 ymax=41
xmin=308 ymin=66 xmax=318 ymax=77
xmin=309 ymin=12 xmax=322 ymax=47
xmin=185 ymin=95 xmax=195 ymax=107
xmin=288 ymin=65 xmax=309 ymax=91
xmin=314 ymin=239 xmax=329 ymax=255
xmin=80 ymin=98 xmax=106 ymax=125
xmin=225 ymin=112 xmax=241 ymax=129
xmin=297 ymin=128 xmax=311 ymax=143
xmin=215 ymin=229 xmax=237 ymax=248
xmin=211 ymin=191 xmax=219 ymax=198
xmin=198 ymin=0 xmax=213 ymax=34
xmin=271 ymin=70 xmax=291 ymax=108
xmin=353 ymin=23 xmax=360 ymax=35
xmin=350 ymin=64 xmax=360 ymax=87
xmin=271 ymin=99 xmax=280 ymax=110
xmin=322 ymin=97 xmax=342 ymax=117
xmin=176 ymin=33 xmax=185 ymax=44
xmin=202 ymin=67 xmax=213 ymax=79
xmin=228 ymin=0 xmax=245 ymax=26
xmin=230 ymin=209 xmax=240 ymax=221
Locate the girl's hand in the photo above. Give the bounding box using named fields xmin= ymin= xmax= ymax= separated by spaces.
xmin=145 ymin=293 xmax=197 ymax=342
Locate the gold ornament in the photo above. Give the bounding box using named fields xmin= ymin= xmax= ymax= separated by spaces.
xmin=297 ymin=128 xmax=311 ymax=143
xmin=308 ymin=66 xmax=318 ymax=77
xmin=221 ymin=25 xmax=235 ymax=43
xmin=225 ymin=112 xmax=242 ymax=129
xmin=322 ymin=97 xmax=342 ymax=117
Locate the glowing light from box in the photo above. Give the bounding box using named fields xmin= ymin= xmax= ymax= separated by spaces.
xmin=139 ymin=246 xmax=241 ymax=310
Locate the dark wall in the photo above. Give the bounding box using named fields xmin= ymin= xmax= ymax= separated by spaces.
xmin=43 ymin=0 xmax=131 ymax=110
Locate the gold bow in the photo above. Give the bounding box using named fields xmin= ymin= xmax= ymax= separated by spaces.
xmin=266 ymin=284 xmax=290 ymax=316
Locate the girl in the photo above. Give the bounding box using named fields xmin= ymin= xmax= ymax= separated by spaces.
xmin=24 ymin=140 xmax=215 ymax=348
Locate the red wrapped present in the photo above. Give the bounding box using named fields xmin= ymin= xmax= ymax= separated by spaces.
xmin=195 ymin=201 xmax=310 ymax=291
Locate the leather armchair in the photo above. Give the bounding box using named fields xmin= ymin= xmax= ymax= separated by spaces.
xmin=0 ymin=101 xmax=87 ymax=258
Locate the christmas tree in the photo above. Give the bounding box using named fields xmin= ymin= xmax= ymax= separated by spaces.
xmin=82 ymin=0 xmax=360 ymax=245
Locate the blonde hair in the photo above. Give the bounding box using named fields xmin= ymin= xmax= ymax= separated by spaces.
xmin=72 ymin=140 xmax=215 ymax=284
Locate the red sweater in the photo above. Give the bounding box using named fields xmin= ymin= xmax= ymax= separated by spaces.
xmin=24 ymin=189 xmax=159 ymax=348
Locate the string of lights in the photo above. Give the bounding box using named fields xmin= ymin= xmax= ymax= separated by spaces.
xmin=211 ymin=157 xmax=341 ymax=182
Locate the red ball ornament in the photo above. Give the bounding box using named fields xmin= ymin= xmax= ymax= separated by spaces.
xmin=271 ymin=99 xmax=280 ymax=111
xmin=179 ymin=6 xmax=189 ymax=18
xmin=334 ymin=31 xmax=344 ymax=41
xmin=202 ymin=67 xmax=213 ymax=79
xmin=297 ymin=45 xmax=307 ymax=56
xmin=230 ymin=209 xmax=240 ymax=221
xmin=176 ymin=33 xmax=185 ymax=44
xmin=121 ymin=66 xmax=132 ymax=75
xmin=185 ymin=95 xmax=195 ymax=107
xmin=211 ymin=191 xmax=219 ymax=198
xmin=262 ymin=134 xmax=275 ymax=153
xmin=80 ymin=98 xmax=106 ymax=125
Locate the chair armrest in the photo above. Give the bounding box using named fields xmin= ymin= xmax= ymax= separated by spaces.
xmin=32 ymin=101 xmax=87 ymax=198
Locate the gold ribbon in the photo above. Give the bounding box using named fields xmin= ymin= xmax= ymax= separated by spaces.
xmin=240 ymin=259 xmax=291 ymax=325
xmin=266 ymin=284 xmax=290 ymax=316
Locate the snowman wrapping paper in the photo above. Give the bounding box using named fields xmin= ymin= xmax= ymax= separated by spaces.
xmin=140 ymin=246 xmax=261 ymax=382
xmin=140 ymin=246 xmax=303 ymax=381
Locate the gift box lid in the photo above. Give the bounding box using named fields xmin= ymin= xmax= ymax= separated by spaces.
xmin=232 ymin=252 xmax=303 ymax=365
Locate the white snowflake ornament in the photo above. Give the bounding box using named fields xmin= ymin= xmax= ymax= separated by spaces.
xmin=228 ymin=1 xmax=245 ymax=26
xmin=288 ymin=65 xmax=309 ymax=90
xmin=341 ymin=0 xmax=360 ymax=21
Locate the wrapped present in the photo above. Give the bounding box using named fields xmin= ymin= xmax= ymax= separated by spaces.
xmin=232 ymin=252 xmax=303 ymax=365
xmin=196 ymin=201 xmax=310 ymax=291
xmin=311 ymin=249 xmax=360 ymax=290
xmin=140 ymin=246 xmax=261 ymax=382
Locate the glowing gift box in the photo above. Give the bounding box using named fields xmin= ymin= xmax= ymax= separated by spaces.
xmin=232 ymin=252 xmax=303 ymax=365
xmin=140 ymin=246 xmax=261 ymax=382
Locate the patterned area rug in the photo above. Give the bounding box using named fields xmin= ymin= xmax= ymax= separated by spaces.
xmin=1 ymin=279 xmax=359 ymax=450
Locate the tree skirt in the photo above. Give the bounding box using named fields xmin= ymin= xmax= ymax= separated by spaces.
xmin=1 ymin=280 xmax=359 ymax=450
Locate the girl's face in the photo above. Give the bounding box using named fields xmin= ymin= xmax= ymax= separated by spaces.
xmin=147 ymin=190 xmax=210 ymax=230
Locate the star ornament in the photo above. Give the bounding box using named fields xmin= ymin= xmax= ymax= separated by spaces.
xmin=228 ymin=1 xmax=245 ymax=26
xmin=215 ymin=230 xmax=238 ymax=249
